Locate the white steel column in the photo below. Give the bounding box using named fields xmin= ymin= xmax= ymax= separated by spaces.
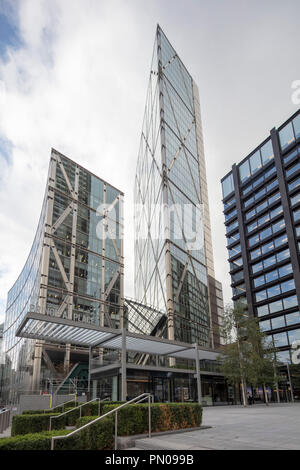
xmin=194 ymin=344 xmax=202 ymax=405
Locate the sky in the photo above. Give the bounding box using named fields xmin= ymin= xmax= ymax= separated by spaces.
xmin=0 ymin=0 xmax=299 ymax=324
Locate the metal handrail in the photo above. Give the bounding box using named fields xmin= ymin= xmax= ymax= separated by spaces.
xmin=51 ymin=393 xmax=153 ymax=450
xmin=44 ymin=396 xmax=77 ymax=414
xmin=0 ymin=409 xmax=11 ymax=434
xmin=49 ymin=397 xmax=110 ymax=430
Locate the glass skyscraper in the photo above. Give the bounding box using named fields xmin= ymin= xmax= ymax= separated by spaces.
xmin=2 ymin=149 xmax=124 ymax=402
xmin=134 ymin=25 xmax=223 ymax=347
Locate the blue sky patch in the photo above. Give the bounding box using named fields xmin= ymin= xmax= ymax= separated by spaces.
xmin=0 ymin=11 xmax=22 ymax=60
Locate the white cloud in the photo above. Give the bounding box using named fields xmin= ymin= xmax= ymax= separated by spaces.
xmin=0 ymin=0 xmax=299 ymax=324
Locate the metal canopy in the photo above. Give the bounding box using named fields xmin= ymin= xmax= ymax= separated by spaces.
xmin=16 ymin=312 xmax=220 ymax=361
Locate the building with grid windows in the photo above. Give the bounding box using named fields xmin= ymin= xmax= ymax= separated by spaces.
xmin=134 ymin=25 xmax=223 ymax=349
xmin=2 ymin=149 xmax=124 ymax=403
xmin=221 ymin=109 xmax=300 ymax=401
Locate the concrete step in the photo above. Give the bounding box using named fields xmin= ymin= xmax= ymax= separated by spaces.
xmin=133 ymin=437 xmax=194 ymax=451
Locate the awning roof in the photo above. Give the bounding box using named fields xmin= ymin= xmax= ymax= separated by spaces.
xmin=16 ymin=312 xmax=220 ymax=361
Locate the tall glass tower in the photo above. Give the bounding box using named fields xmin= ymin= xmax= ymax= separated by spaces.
xmin=134 ymin=26 xmax=223 ymax=347
xmin=2 ymin=149 xmax=124 ymax=402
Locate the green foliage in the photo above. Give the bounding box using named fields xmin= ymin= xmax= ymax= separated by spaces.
xmin=0 ymin=430 xmax=80 ymax=450
xmin=76 ymin=416 xmax=114 ymax=450
xmin=218 ymin=301 xmax=278 ymax=394
xmin=11 ymin=413 xmax=68 ymax=436
xmin=8 ymin=403 xmax=202 ymax=450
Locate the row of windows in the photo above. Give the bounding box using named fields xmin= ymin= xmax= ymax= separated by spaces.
xmin=279 ymin=113 xmax=300 ymax=151
xmin=231 ymin=269 xmax=244 ymax=284
xmin=227 ymin=231 xmax=240 ymax=247
xmin=286 ymin=161 xmax=300 ymax=179
xmin=290 ymin=192 xmax=300 ymax=207
xmin=283 ymin=144 xmax=300 ymax=165
xmin=250 ymin=233 xmax=288 ymax=261
xmin=260 ymin=311 xmax=300 ymax=333
xmin=232 ymin=283 xmax=246 ymax=297
xmin=288 ymin=175 xmax=300 ymax=192
xmin=224 ymin=196 xmax=236 ymax=210
xmin=245 ymin=192 xmax=281 ymax=221
xmin=293 ymin=208 xmax=300 ymax=223
xmin=242 ymin=165 xmax=277 ymax=196
xmin=239 ymin=140 xmax=274 ymax=183
xmin=247 ymin=205 xmax=283 ymax=233
xmin=230 ymin=256 xmax=243 ymax=271
xmin=251 ymin=248 xmax=290 ymax=274
xmin=244 ymin=179 xmax=278 ymax=210
xmin=226 ymin=218 xmax=238 ymax=234
xmin=272 ymin=328 xmax=300 ymax=348
xmin=256 ymin=294 xmax=298 ymax=317
xmin=228 ymin=243 xmax=241 ymax=259
xmin=225 ymin=207 xmax=237 ymax=222
xmin=255 ymin=279 xmax=295 ymax=303
xmin=248 ymin=217 xmax=285 ymax=247
xmin=253 ymin=263 xmax=293 ymax=288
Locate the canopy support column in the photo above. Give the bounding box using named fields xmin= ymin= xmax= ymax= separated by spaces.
xmin=121 ymin=328 xmax=127 ymax=401
xmin=194 ymin=343 xmax=202 ymax=405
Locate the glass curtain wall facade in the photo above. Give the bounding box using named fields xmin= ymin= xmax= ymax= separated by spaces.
xmin=221 ymin=109 xmax=300 ymax=370
xmin=134 ymin=25 xmax=222 ymax=347
xmin=2 ymin=149 xmax=124 ymax=402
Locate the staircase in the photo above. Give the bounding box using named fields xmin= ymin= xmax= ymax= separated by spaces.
xmin=55 ymin=363 xmax=89 ymax=395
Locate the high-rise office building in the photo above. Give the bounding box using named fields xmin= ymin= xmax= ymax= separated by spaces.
xmin=2 ymin=149 xmax=124 ymax=402
xmin=134 ymin=25 xmax=223 ymax=348
xmin=221 ymin=109 xmax=300 ymax=368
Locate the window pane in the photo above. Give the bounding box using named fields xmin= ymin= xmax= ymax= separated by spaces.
xmin=293 ymin=114 xmax=300 ymax=140
xmin=267 ymin=284 xmax=281 ymax=298
xmin=252 ymin=261 xmax=263 ymax=274
xmin=256 ymin=290 xmax=267 ymax=302
xmin=281 ymin=279 xmax=295 ymax=293
xmin=279 ymin=122 xmax=295 ymax=151
xmin=250 ymin=150 xmax=262 ymax=175
xmin=265 ymin=270 xmax=278 ymax=283
xmin=278 ymin=264 xmax=293 ymax=278
xmin=288 ymin=328 xmax=300 ymax=345
xmin=257 ymin=304 xmax=269 ymax=317
xmin=259 ymin=319 xmax=271 ymax=331
xmin=264 ymin=255 xmax=276 ymax=268
xmin=222 ymin=173 xmax=234 ymax=199
xmin=273 ymin=331 xmax=288 ymax=347
xmin=285 ymin=311 xmax=300 ymax=326
xmin=261 ymin=140 xmax=274 ymax=165
xmin=283 ymin=295 xmax=298 ymax=309
xmin=271 ymin=315 xmax=285 ymax=329
xmin=239 ymin=160 xmax=251 ymax=183
xmin=254 ymin=275 xmax=265 ymax=288
xmin=269 ymin=299 xmax=283 ymax=313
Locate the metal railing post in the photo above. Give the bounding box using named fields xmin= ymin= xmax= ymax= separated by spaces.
xmin=50 ymin=393 xmax=151 ymax=450
xmin=148 ymin=395 xmax=151 ymax=438
xmin=98 ymin=398 xmax=101 ymax=416
xmin=115 ymin=411 xmax=118 ymax=450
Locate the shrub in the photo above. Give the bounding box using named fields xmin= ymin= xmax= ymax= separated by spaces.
xmin=101 ymin=403 xmax=202 ymax=435
xmin=0 ymin=430 xmax=80 ymax=450
xmin=74 ymin=403 xmax=202 ymax=450
xmin=76 ymin=416 xmax=114 ymax=450
xmin=11 ymin=413 xmax=67 ymax=436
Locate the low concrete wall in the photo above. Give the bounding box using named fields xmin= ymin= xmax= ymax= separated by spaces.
xmin=19 ymin=394 xmax=87 ymax=413
xmin=19 ymin=395 xmax=52 ymax=414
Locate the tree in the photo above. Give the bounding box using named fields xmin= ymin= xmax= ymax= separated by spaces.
xmin=218 ymin=301 xmax=278 ymax=406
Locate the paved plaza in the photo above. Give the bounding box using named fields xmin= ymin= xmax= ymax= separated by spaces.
xmin=135 ymin=404 xmax=300 ymax=450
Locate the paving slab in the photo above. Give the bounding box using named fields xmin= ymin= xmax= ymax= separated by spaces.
xmin=133 ymin=404 xmax=300 ymax=450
